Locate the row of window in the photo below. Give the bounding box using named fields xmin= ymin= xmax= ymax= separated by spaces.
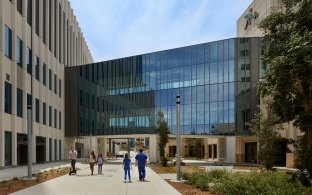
xmin=4 ymin=82 xmax=61 ymax=130
xmin=4 ymin=25 xmax=62 ymax=97
xmin=9 ymin=0 xmax=90 ymax=66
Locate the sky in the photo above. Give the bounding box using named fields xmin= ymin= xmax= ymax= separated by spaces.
xmin=69 ymin=0 xmax=253 ymax=62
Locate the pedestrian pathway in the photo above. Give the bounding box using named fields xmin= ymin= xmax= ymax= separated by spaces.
xmin=3 ymin=162 xmax=180 ymax=195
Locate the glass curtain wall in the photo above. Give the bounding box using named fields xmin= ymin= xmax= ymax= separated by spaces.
xmin=74 ymin=38 xmax=260 ymax=136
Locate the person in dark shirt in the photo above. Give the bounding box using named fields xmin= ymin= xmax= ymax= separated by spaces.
xmin=135 ymin=148 xmax=147 ymax=181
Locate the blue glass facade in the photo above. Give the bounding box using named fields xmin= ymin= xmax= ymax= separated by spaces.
xmin=65 ymin=38 xmax=261 ymax=137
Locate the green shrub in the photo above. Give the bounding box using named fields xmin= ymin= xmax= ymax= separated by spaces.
xmin=210 ymin=171 xmax=312 ymax=195
xmin=206 ymin=169 xmax=230 ymax=182
xmin=184 ymin=169 xmax=312 ymax=194
xmin=194 ymin=174 xmax=209 ymax=191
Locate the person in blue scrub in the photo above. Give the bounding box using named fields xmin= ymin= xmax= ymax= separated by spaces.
xmin=122 ymin=153 xmax=132 ymax=183
xmin=135 ymin=148 xmax=148 ymax=181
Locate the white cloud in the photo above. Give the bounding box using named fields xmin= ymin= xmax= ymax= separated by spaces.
xmin=69 ymin=0 xmax=253 ymax=62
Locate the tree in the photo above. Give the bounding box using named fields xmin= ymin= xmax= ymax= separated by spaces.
xmin=156 ymin=111 xmax=170 ymax=166
xmin=258 ymin=0 xmax=312 ymax=172
xmin=246 ymin=99 xmax=284 ymax=170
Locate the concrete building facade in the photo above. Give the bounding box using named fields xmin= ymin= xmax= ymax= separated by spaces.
xmin=0 ymin=0 xmax=93 ymax=168
xmin=237 ymin=0 xmax=302 ymax=167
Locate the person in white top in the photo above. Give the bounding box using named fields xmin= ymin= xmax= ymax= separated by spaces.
xmin=69 ymin=147 xmax=77 ymax=173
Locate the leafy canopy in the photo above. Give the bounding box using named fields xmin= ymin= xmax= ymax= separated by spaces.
xmin=156 ymin=111 xmax=170 ymax=166
xmin=258 ymin=0 xmax=312 ymax=172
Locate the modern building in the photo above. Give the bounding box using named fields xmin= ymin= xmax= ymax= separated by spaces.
xmin=65 ymin=37 xmax=264 ymax=163
xmin=237 ymin=0 xmax=279 ymax=37
xmin=0 ymin=0 xmax=93 ymax=168
xmin=237 ymin=0 xmax=302 ymax=167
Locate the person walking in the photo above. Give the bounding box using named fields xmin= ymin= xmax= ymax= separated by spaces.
xmin=122 ymin=153 xmax=132 ymax=183
xmin=97 ymin=153 xmax=104 ymax=174
xmin=69 ymin=147 xmax=77 ymax=175
xmin=135 ymin=148 xmax=147 ymax=181
xmin=88 ymin=151 xmax=96 ymax=175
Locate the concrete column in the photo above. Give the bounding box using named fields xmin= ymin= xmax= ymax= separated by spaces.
xmin=90 ymin=136 xmax=97 ymax=153
xmin=149 ymin=134 xmax=157 ymax=163
xmin=203 ymin=138 xmax=208 ymax=159
xmin=103 ymin=138 xmax=108 ymax=160
xmin=98 ymin=138 xmax=105 ymax=157
xmin=217 ymin=138 xmax=221 ymax=159
xmin=226 ymin=136 xmax=236 ymax=163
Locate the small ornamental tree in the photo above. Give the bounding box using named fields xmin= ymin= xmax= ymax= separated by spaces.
xmin=246 ymin=99 xmax=284 ymax=170
xmin=156 ymin=111 xmax=170 ymax=166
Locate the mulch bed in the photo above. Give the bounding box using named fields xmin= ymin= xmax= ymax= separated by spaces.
xmin=0 ymin=168 xmax=70 ymax=195
xmin=149 ymin=164 xmax=213 ymax=195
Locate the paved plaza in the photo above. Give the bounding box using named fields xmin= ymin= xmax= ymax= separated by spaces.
xmin=0 ymin=161 xmax=180 ymax=195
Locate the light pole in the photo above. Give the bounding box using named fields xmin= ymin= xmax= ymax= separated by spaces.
xmin=176 ymin=94 xmax=181 ymax=181
xmin=27 ymin=105 xmax=32 ymax=179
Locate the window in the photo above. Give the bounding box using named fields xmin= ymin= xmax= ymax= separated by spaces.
xmin=27 ymin=47 xmax=32 ymax=74
xmin=16 ymin=37 xmax=23 ymax=67
xmin=49 ymin=69 xmax=52 ymax=90
xmin=49 ymin=138 xmax=52 ymax=161
xmin=27 ymin=93 xmax=32 ymax=106
xmin=5 ymin=82 xmax=12 ymax=114
xmin=35 ymin=98 xmax=39 ymax=122
xmin=59 ymin=140 xmax=61 ymax=160
xmin=43 ymin=0 xmax=46 ymax=43
xmin=54 ymin=109 xmax=57 ymax=128
xmin=49 ymin=0 xmax=52 ymax=51
xmin=35 ymin=56 xmax=39 ymax=80
xmin=59 ymin=111 xmax=61 ymax=130
xmin=79 ymin=90 xmax=83 ymax=106
xmin=35 ymin=0 xmax=39 ymax=35
xmin=17 ymin=88 xmax=23 ymax=117
xmin=27 ymin=0 xmax=32 ymax=26
xmin=17 ymin=0 xmax=22 ymax=15
xmin=59 ymin=79 xmax=61 ymax=97
xmin=4 ymin=25 xmax=12 ymax=59
xmin=49 ymin=106 xmax=52 ymax=126
xmin=5 ymin=131 xmax=12 ymax=166
xmin=240 ymin=50 xmax=249 ymax=57
xmin=54 ymin=74 xmax=57 ymax=94
xmin=43 ymin=102 xmax=46 ymax=125
xmin=241 ymin=63 xmax=250 ymax=70
xmin=92 ymin=95 xmax=95 ymax=109
xmin=42 ymin=63 xmax=46 ymax=85
xmin=54 ymin=139 xmax=57 ymax=160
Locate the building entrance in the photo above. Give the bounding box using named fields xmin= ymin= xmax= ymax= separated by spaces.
xmin=36 ymin=136 xmax=46 ymax=163
xmin=17 ymin=134 xmax=28 ymax=165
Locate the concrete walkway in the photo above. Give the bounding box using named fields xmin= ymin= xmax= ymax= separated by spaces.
xmin=1 ymin=162 xmax=180 ymax=195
